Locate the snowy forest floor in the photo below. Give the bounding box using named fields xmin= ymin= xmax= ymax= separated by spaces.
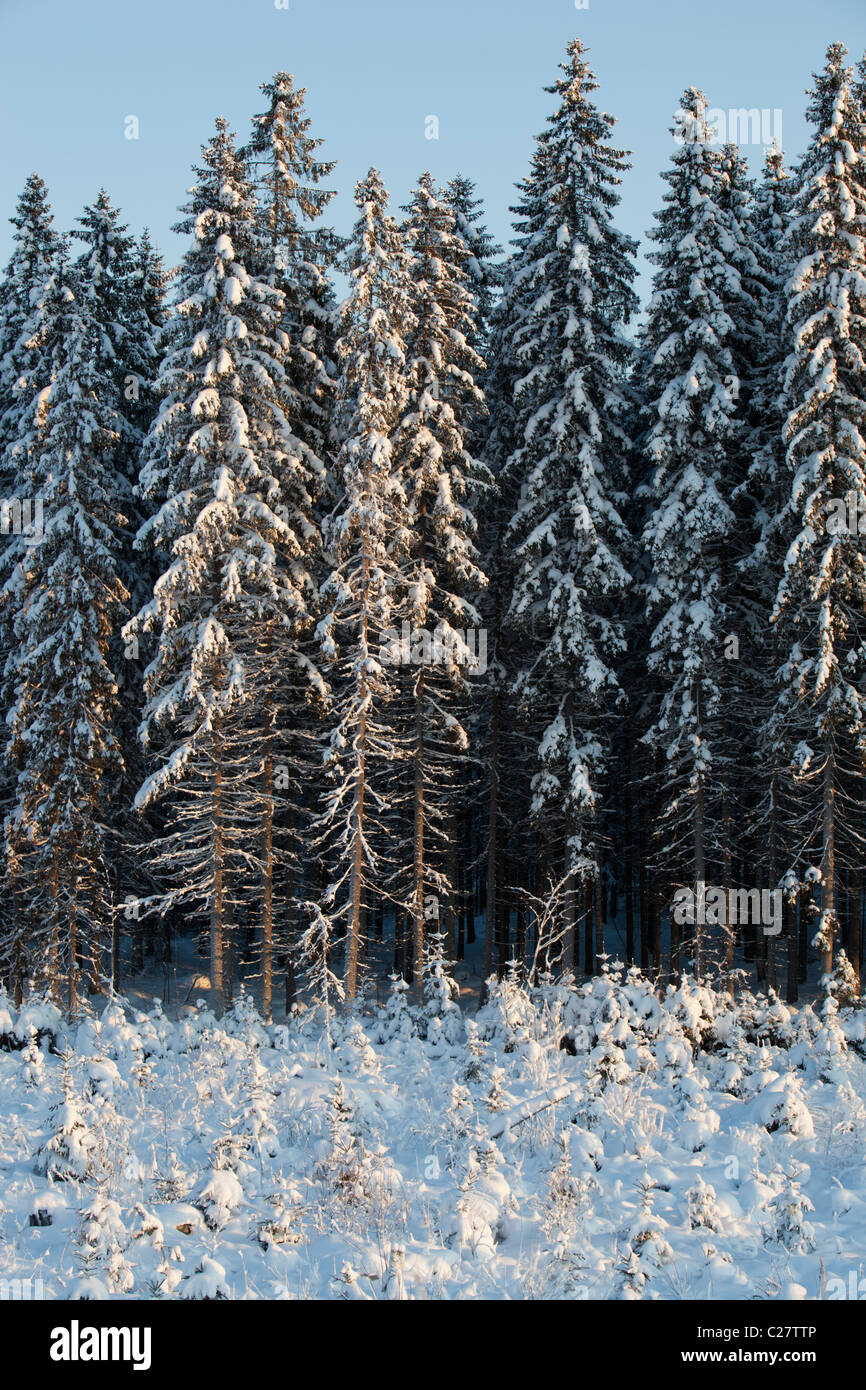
xmin=1 ymin=965 xmax=865 ymax=1300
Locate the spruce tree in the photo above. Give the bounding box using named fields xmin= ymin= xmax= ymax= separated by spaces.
xmin=443 ymin=176 xmax=503 ymax=971
xmin=503 ymin=40 xmax=638 ymax=974
xmin=124 ymin=229 xmax=174 ymax=450
xmin=243 ymin=71 xmax=339 ymax=462
xmin=70 ymin=196 xmax=170 ymax=987
xmin=476 ymin=266 xmax=525 ymax=980
xmin=394 ymin=172 xmax=487 ymax=994
xmin=740 ymin=146 xmax=797 ymax=995
xmin=129 ymin=119 xmax=326 ymax=1013
xmin=0 ymin=174 xmax=60 ymax=989
xmin=639 ymin=88 xmax=748 ymax=978
xmin=711 ymin=142 xmax=764 ymax=983
xmin=2 ymin=251 xmax=126 ymax=1008
xmin=314 ymin=169 xmax=413 ymax=1002
xmin=771 ymin=45 xmax=866 ymax=990
xmin=119 ymin=227 xmax=174 ymax=981
xmin=443 ymin=174 xmax=502 ymax=368
xmin=243 ymin=73 xmax=340 ymax=1002
xmin=0 ymin=174 xmax=58 ymax=457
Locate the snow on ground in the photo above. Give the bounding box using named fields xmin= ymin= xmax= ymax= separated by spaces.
xmin=1 ymin=965 xmax=866 ymax=1300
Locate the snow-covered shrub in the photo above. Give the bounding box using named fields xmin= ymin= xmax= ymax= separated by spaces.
xmin=372 ymin=975 xmax=415 ymax=1046
xmin=76 ymin=1194 xmax=134 ymax=1294
xmin=478 ymin=968 xmax=535 ymax=1051
xmin=420 ymin=934 xmax=464 ymax=1052
xmin=195 ymin=1168 xmax=244 ymax=1231
xmin=627 ymin=1175 xmax=674 ymax=1274
xmin=179 ymin=1255 xmax=230 ymax=1300
xmin=19 ymin=1027 xmax=46 ymax=1088
xmin=687 ymin=1177 xmax=721 ymax=1232
xmin=35 ymin=1082 xmax=100 ymax=1183
xmin=768 ymin=1173 xmax=815 ymax=1253
xmin=746 ymin=1072 xmax=814 ymax=1137
xmin=4 ymin=993 xmax=64 ymax=1053
xmin=541 ymin=1131 xmax=596 ymax=1279
xmin=255 ymin=1188 xmax=305 ymax=1250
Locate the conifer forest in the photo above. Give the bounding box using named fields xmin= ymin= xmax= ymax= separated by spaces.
xmin=3 ymin=0 xmax=866 ymax=1315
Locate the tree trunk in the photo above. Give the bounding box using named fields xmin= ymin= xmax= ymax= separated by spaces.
xmin=785 ymin=889 xmax=799 ymax=1004
xmin=850 ymin=871 xmax=864 ymax=999
xmin=638 ymin=807 xmax=649 ymax=974
xmin=456 ymin=834 xmax=466 ymax=961
xmin=111 ymin=891 xmax=121 ymax=996
xmin=211 ymin=715 xmax=225 ymax=1008
xmin=820 ymin=741 xmax=836 ymax=981
xmin=261 ymin=698 xmax=274 ymax=1020
xmin=394 ymin=907 xmax=405 ymax=979
xmin=345 ymin=721 xmax=365 ymax=1003
xmin=721 ymin=778 xmax=734 ymax=996
xmin=344 ymin=673 xmax=367 ymax=1002
xmin=693 ymin=772 xmax=705 ymax=983
xmin=484 ymin=689 xmax=500 ymax=984
xmin=445 ymin=806 xmax=458 ymax=961
xmin=222 ymin=907 xmax=234 ymax=1012
xmin=799 ymin=884 xmax=809 ymax=983
xmin=766 ymin=782 xmax=778 ymax=996
xmin=412 ymin=675 xmax=425 ymax=1000
xmin=594 ymin=872 xmax=604 ymax=975
xmin=624 ymin=768 xmax=634 ymax=964
xmin=565 ymin=867 xmax=577 ymax=974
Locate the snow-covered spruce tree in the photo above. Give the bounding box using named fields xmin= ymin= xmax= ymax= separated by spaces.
xmin=393 ymin=172 xmax=488 ymax=995
xmin=125 ymin=229 xmax=174 ymax=444
xmin=75 ymin=1193 xmax=134 ymax=1296
xmin=128 ymin=118 xmax=326 ymax=1014
xmin=242 ymin=72 xmax=339 ymax=1005
xmin=36 ymin=1070 xmax=101 ymax=1183
xmin=475 ymin=264 xmax=528 ymax=981
xmin=312 ymin=168 xmax=413 ymax=1004
xmin=111 ymin=227 xmax=174 ymax=984
xmin=110 ymin=222 xmax=174 ymax=616
xmin=243 ymin=70 xmax=339 ymax=462
xmin=0 ymin=180 xmax=62 ymax=675
xmin=0 ymin=233 xmax=72 ymax=686
xmin=0 ymin=174 xmax=59 ymax=453
xmin=738 ymin=146 xmax=800 ymax=996
xmin=443 ymin=175 xmax=502 ymax=374
xmin=442 ymin=179 xmax=504 ymax=971
xmin=2 ymin=248 xmax=127 ymax=1008
xmin=640 ymin=88 xmax=750 ymax=980
xmin=72 ymin=190 xmax=141 ymax=471
xmin=610 ymin=278 xmax=659 ymax=980
xmin=741 ymin=147 xmax=795 ymax=718
xmin=503 ymin=39 xmax=638 ymax=975
xmin=71 ymin=193 xmax=163 ymax=986
xmin=0 ymin=174 xmax=60 ymax=993
xmin=708 ymin=142 xmax=769 ymax=985
xmin=770 ymin=44 xmax=866 ymax=990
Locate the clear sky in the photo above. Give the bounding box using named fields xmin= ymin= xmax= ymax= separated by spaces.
xmin=1 ymin=0 xmax=865 ymax=307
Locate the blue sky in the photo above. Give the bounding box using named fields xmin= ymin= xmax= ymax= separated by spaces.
xmin=1 ymin=0 xmax=864 ymax=307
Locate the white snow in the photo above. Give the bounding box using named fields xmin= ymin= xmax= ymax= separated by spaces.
xmin=2 ymin=969 xmax=866 ymax=1299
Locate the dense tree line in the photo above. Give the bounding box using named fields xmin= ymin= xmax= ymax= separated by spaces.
xmin=1 ymin=42 xmax=865 ymax=1017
